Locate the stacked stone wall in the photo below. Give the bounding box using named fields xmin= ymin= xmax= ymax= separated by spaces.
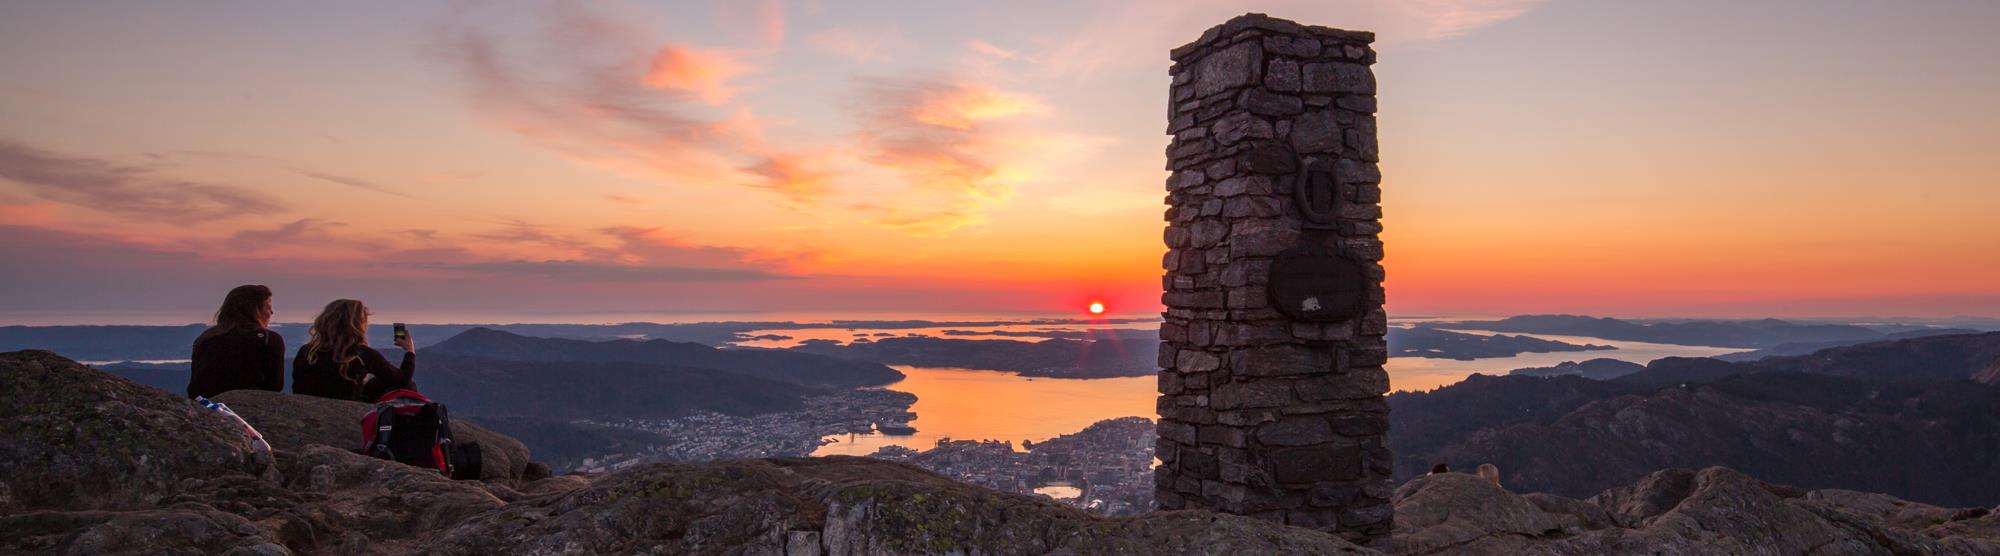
xmin=1155 ymin=13 xmax=1392 ymax=547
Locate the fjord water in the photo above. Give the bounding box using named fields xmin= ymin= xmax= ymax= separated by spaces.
xmin=811 ymin=327 xmax=1740 ymax=456
xmin=813 ymin=366 xmax=1155 ymax=456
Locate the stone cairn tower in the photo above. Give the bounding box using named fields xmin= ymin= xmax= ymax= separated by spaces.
xmin=1155 ymin=13 xmax=1391 ymax=546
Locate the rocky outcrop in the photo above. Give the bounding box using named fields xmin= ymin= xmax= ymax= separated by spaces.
xmin=1396 ymin=371 xmax=2000 ymax=507
xmin=212 ymin=390 xmax=531 ymax=484
xmin=0 ymin=350 xmax=268 ymax=513
xmin=1393 ymin=468 xmax=2000 ymax=555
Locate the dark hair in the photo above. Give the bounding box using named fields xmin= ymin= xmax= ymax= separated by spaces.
xmin=195 ymin=285 xmax=272 ymax=345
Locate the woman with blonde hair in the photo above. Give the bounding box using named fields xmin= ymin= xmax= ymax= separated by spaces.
xmin=292 ymin=299 xmax=416 ymax=402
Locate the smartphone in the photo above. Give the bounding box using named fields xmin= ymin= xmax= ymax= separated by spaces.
xmin=393 ymin=323 xmax=408 ymax=341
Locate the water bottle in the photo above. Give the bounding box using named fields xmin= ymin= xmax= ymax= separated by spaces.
xmin=196 ymin=396 xmax=274 ymax=455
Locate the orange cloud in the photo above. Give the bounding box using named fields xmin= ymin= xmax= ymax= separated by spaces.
xmin=643 ymin=45 xmax=749 ymax=105
xmin=898 ymin=83 xmax=1042 ymax=130
xmin=741 ymin=151 xmax=834 ymax=203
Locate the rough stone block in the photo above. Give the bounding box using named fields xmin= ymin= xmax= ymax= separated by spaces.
xmin=1212 ymin=175 xmax=1272 ymax=197
xmin=1191 ymin=41 xmax=1263 ymax=97
xmin=1255 ymin=415 xmax=1336 ymax=447
xmin=1263 ymin=35 xmax=1321 ymax=57
xmin=1212 ymin=112 xmax=1274 ymax=145
xmin=1265 ymin=59 xmax=1300 ymax=92
xmin=1198 ymin=425 xmax=1248 ymax=448
xmin=1289 ymin=110 xmax=1340 ymax=154
xmin=1302 ymin=62 xmax=1373 ymax=94
xmin=1335 ymin=159 xmax=1381 ymax=184
xmin=1176 ymin=349 xmax=1222 ymax=372
xmin=1212 ymin=380 xmax=1294 ymax=410
xmin=1228 ymin=219 xmax=1298 ymax=258
xmin=1223 ymin=196 xmax=1283 ymax=218
xmin=1231 ymin=344 xmax=1333 ymax=376
xmin=1272 ymin=445 xmax=1362 ymax=484
xmin=1295 ymin=367 xmax=1387 ymax=401
xmin=1241 ymin=89 xmax=1303 ymax=116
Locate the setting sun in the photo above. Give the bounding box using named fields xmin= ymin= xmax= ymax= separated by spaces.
xmin=1088 ymin=301 xmax=1105 ymax=315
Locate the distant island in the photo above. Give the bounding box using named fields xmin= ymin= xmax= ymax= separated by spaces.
xmin=1388 ymin=326 xmax=1613 ymax=360
xmin=1442 ymin=314 xmax=1981 ymax=349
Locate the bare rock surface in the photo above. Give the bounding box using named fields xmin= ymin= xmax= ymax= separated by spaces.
xmin=214 ymin=389 xmax=531 ymax=484
xmin=1394 ymin=467 xmax=2000 ymax=555
xmin=0 ymin=350 xmax=266 ymax=512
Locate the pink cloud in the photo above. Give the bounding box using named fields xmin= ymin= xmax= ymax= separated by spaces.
xmin=643 ymin=44 xmax=750 ymax=105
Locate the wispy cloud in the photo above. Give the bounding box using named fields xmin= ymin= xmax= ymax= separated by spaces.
xmin=224 ymin=218 xmax=352 ymax=251
xmin=849 ymin=77 xmax=1104 ymax=234
xmin=805 ymin=26 xmax=910 ymax=63
xmin=294 ymin=169 xmax=417 ymax=199
xmin=0 ymin=140 xmax=283 ymax=220
xmin=436 ymin=3 xmax=827 ymax=204
xmin=1392 ymin=0 xmax=1542 ymax=39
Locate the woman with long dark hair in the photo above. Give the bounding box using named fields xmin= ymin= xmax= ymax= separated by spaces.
xmin=292 ymin=299 xmax=416 ymax=402
xmin=188 ymin=284 xmax=285 ymax=399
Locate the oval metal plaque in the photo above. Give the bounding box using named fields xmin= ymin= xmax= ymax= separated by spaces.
xmin=1268 ymin=242 xmax=1368 ymax=322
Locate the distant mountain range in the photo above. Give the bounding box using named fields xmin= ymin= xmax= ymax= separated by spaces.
xmin=430 ymin=327 xmax=904 ymax=388
xmin=1715 ymin=328 xmax=1985 ymax=361
xmin=1396 ymin=332 xmax=2000 ymax=507
xmin=1444 ymin=314 xmax=1982 ymax=349
xmin=1505 ymin=358 xmax=1644 ymax=380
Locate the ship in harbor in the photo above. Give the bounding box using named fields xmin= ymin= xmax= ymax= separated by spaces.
xmin=876 ymin=420 xmax=918 ymax=436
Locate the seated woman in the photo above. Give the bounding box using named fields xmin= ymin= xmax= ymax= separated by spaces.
xmin=292 ymin=299 xmax=416 ymax=402
xmin=188 ymin=285 xmax=285 ymax=399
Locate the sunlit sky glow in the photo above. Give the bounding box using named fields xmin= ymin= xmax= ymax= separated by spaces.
xmin=2 ymin=0 xmax=1997 ymax=324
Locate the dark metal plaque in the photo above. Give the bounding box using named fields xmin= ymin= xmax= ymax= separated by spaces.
xmin=1268 ymin=242 xmax=1368 ymax=322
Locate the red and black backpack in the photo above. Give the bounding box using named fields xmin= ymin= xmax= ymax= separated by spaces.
xmin=360 ymin=389 xmax=479 ymax=479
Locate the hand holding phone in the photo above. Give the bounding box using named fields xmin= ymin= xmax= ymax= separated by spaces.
xmin=392 ymin=323 xmax=414 ymax=353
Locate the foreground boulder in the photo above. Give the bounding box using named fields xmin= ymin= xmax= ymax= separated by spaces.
xmin=213 ymin=389 xmax=531 ymax=484
xmin=1394 ymin=468 xmax=2000 ymax=555
xmin=0 ymin=350 xmax=268 ymax=512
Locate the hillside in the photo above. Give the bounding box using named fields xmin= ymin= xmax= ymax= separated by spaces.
xmin=1392 ymin=371 xmax=2000 ymax=507
xmin=416 ymin=352 xmax=820 ymax=419
xmin=1752 ymin=331 xmax=2000 ymax=383
xmin=431 ymin=327 xmax=904 ymax=388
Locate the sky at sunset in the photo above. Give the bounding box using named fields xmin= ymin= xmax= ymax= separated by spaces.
xmin=2 ymin=0 xmax=1998 ymax=324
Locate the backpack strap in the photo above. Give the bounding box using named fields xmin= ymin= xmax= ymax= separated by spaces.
xmin=366 ymin=407 xmax=399 ymax=460
xmin=434 ymin=403 xmax=456 ymax=477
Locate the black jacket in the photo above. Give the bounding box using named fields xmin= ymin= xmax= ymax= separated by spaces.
xmin=292 ymin=345 xmax=415 ymax=403
xmin=188 ymin=327 xmax=285 ymax=399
